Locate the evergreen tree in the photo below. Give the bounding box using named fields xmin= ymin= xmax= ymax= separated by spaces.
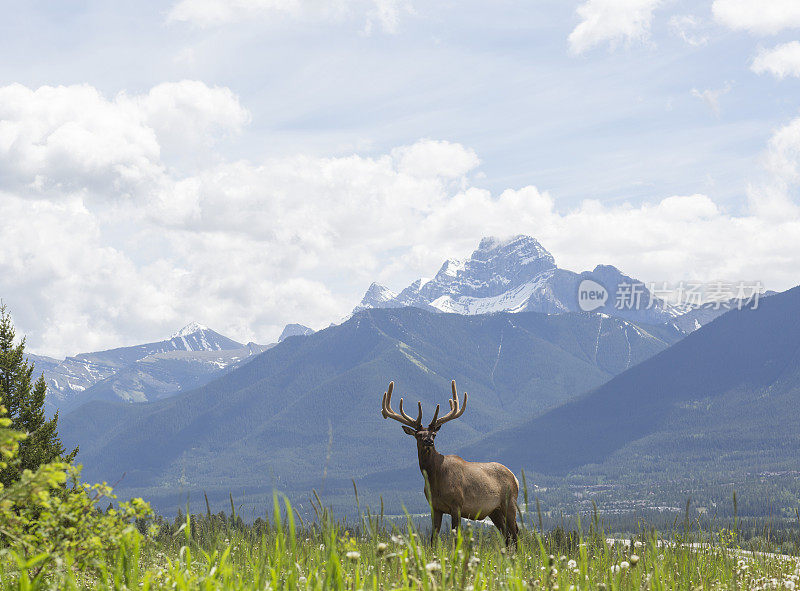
xmin=0 ymin=304 xmax=77 ymax=485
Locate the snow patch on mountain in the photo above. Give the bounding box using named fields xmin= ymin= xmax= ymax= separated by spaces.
xmin=354 ymin=282 xmax=399 ymax=312
xmin=430 ymin=269 xmax=557 ymax=315
xmin=171 ymin=322 xmax=210 ymax=339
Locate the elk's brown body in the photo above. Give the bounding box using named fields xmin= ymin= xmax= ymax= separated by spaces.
xmin=381 ymin=380 xmax=519 ymax=546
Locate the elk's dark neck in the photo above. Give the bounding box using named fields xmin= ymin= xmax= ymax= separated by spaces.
xmin=416 ymin=442 xmax=444 ymax=480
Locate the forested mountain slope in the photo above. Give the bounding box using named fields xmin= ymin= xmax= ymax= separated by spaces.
xmin=60 ymin=307 xmax=680 ymax=513
xmin=464 ymin=286 xmax=800 ymax=479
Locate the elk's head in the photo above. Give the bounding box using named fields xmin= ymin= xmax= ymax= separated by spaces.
xmin=381 ymin=380 xmax=468 ymax=448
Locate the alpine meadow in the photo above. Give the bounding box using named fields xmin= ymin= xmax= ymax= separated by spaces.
xmin=2 ymin=1 xmax=800 ymax=589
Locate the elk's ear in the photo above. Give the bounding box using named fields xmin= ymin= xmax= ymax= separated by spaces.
xmin=432 ymin=425 xmax=441 ymax=432
xmin=402 ymin=426 xmax=416 ymax=436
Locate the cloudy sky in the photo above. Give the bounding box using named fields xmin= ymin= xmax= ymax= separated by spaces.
xmin=2 ymin=0 xmax=800 ymax=357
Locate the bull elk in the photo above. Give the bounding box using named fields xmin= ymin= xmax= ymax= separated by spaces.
xmin=381 ymin=380 xmax=519 ymax=546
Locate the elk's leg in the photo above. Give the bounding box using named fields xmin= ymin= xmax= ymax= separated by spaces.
xmin=431 ymin=509 xmax=443 ymax=544
xmin=505 ymin=503 xmax=519 ymax=548
xmin=450 ymin=510 xmax=461 ymax=533
xmin=488 ymin=508 xmax=507 ymax=541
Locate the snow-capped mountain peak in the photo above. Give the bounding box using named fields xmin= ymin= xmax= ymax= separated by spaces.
xmin=278 ymin=323 xmax=315 ymax=342
xmin=43 ymin=323 xmax=250 ymax=410
xmin=354 ymin=234 xmax=679 ymax=325
xmin=471 ymin=234 xmax=555 ymax=267
xmin=167 ymin=323 xmax=243 ymax=352
xmin=354 ymin=282 xmax=399 ymax=312
xmin=171 ymin=322 xmax=210 ymax=339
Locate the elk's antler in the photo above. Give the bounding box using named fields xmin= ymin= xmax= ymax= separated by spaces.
xmin=428 ymin=380 xmax=468 ymax=429
xmin=381 ymin=381 xmax=423 ymax=429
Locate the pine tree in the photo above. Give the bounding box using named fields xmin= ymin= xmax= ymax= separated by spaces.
xmin=0 ymin=304 xmax=77 ymax=486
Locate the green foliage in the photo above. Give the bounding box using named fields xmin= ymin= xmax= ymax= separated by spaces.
xmin=0 ymin=405 xmax=152 ymax=577
xmin=0 ymin=305 xmax=152 ymax=579
xmin=0 ymin=464 xmax=153 ymax=568
xmin=1 ymin=495 xmax=799 ymax=590
xmin=0 ymin=304 xmax=76 ymax=486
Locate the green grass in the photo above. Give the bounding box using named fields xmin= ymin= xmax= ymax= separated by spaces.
xmin=3 ymin=495 xmax=800 ymax=590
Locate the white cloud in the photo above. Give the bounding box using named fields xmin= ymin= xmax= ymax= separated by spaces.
xmin=669 ymin=15 xmax=709 ymax=47
xmin=0 ymin=81 xmax=248 ymax=201
xmin=748 ymin=114 xmax=800 ymax=219
xmin=568 ymin=0 xmax=662 ymax=54
xmin=0 ymin=83 xmax=162 ymax=199
xmin=712 ymin=0 xmax=800 ymax=35
xmin=368 ymin=183 xmax=799 ymax=297
xmin=1 ymin=81 xmax=800 ymax=357
xmin=691 ymin=83 xmax=731 ymax=116
xmin=166 ymin=0 xmax=413 ymax=33
xmin=752 ymin=41 xmax=800 ymax=78
xmin=391 ymin=139 xmax=479 ymax=180
xmin=0 ymin=194 xmax=169 ymax=355
xmin=134 ymin=81 xmax=250 ymax=156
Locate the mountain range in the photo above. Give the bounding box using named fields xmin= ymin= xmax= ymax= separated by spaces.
xmin=45 ymin=233 xmax=792 ymax=518
xmin=356 ymin=236 xmax=681 ymax=326
xmin=58 ymin=307 xmax=682 ymax=514
xmin=40 ymin=235 xmax=740 ymax=415
xmin=37 ymin=323 xmax=272 ymax=414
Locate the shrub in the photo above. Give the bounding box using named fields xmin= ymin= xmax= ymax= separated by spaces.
xmin=0 ymin=408 xmax=152 ymax=578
